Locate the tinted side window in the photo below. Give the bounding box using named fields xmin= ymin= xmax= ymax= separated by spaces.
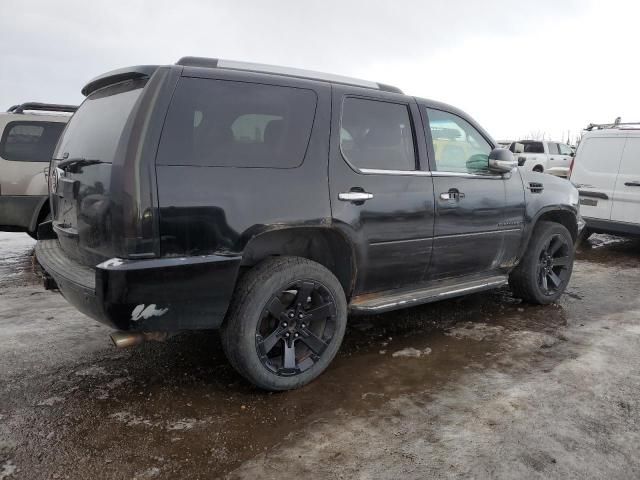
xmin=157 ymin=78 xmax=317 ymax=168
xmin=547 ymin=142 xmax=560 ymax=155
xmin=0 ymin=121 xmax=65 ymax=162
xmin=340 ymin=98 xmax=416 ymax=171
xmin=426 ymin=109 xmax=491 ymax=173
xmin=522 ymin=142 xmax=544 ymax=154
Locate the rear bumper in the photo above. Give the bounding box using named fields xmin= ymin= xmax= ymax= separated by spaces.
xmin=35 ymin=239 xmax=242 ymax=331
xmin=0 ymin=195 xmax=45 ymax=232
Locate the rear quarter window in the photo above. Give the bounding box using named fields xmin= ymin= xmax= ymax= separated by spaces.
xmin=0 ymin=121 xmax=65 ymax=162
xmin=156 ymin=78 xmax=317 ymax=168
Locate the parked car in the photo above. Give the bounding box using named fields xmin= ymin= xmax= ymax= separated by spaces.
xmin=509 ymin=140 xmax=574 ymax=178
xmin=570 ymin=122 xmax=640 ymax=239
xmin=0 ymin=102 xmax=76 ymax=238
xmin=36 ymin=57 xmax=582 ymax=391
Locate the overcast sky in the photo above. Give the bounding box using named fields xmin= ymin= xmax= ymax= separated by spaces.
xmin=1 ymin=0 xmax=637 ymax=143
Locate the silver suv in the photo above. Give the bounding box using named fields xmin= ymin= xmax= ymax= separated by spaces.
xmin=0 ymin=102 xmax=76 ymax=238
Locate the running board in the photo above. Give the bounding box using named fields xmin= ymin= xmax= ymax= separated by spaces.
xmin=349 ymin=275 xmax=509 ymax=314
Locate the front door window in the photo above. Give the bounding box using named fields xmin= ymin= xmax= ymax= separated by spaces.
xmin=426 ymin=109 xmax=492 ymax=174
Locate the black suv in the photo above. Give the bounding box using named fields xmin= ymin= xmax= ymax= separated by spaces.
xmin=36 ymin=57 xmax=582 ymax=390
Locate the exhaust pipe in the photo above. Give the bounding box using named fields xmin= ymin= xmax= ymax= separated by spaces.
xmin=110 ymin=331 xmax=169 ymax=348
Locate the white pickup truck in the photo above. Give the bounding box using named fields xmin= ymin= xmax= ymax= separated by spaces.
xmin=509 ymin=140 xmax=574 ymax=178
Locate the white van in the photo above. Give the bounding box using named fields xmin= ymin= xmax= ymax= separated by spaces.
xmin=0 ymin=102 xmax=76 ymax=238
xmin=570 ymin=122 xmax=640 ymax=238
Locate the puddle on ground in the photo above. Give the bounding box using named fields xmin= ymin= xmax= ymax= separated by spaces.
xmin=0 ymin=232 xmax=38 ymax=288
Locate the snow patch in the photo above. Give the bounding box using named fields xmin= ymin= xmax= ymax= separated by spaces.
xmin=134 ymin=467 xmax=161 ymax=479
xmin=446 ymin=322 xmax=505 ymax=341
xmin=392 ymin=347 xmax=432 ymax=358
xmin=75 ymin=366 xmax=109 ymax=377
xmin=0 ymin=460 xmax=16 ymax=480
xmin=37 ymin=396 xmax=64 ymax=406
xmin=166 ymin=419 xmax=198 ymax=431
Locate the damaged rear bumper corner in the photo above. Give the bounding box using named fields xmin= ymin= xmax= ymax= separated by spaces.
xmin=35 ymin=239 xmax=242 ymax=331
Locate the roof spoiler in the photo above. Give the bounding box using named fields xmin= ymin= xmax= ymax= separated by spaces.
xmin=81 ymin=65 xmax=159 ymax=96
xmin=7 ymin=102 xmax=77 ymax=114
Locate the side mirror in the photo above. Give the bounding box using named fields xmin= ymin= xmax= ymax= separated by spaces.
xmin=488 ymin=148 xmax=517 ymax=173
xmin=513 ymin=142 xmax=525 ymax=154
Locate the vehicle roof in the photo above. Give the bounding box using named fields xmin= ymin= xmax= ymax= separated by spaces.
xmin=79 ymin=58 xmax=496 ymax=145
xmin=81 ymin=58 xmax=403 ymax=96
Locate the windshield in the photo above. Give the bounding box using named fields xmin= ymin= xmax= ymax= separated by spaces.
xmin=55 ymin=78 xmax=146 ymax=163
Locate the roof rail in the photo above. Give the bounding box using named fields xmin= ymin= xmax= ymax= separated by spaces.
xmin=176 ymin=56 xmax=403 ymax=94
xmin=585 ymin=117 xmax=640 ymax=131
xmin=7 ymin=102 xmax=77 ymax=114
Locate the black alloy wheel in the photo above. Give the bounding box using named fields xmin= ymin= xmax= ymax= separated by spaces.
xmin=537 ymin=233 xmax=572 ymax=295
xmin=256 ymin=281 xmax=337 ymax=376
xmin=509 ymin=221 xmax=575 ymax=304
xmin=221 ymin=256 xmax=347 ymax=391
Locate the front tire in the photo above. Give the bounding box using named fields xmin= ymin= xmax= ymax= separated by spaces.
xmin=509 ymin=221 xmax=574 ymax=304
xmin=221 ymin=256 xmax=347 ymax=391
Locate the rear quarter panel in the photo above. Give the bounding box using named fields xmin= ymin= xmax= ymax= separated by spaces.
xmin=155 ymin=73 xmax=333 ymax=257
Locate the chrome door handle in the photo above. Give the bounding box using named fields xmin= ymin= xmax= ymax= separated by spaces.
xmin=440 ymin=190 xmax=465 ymax=200
xmin=338 ymin=191 xmax=374 ymax=202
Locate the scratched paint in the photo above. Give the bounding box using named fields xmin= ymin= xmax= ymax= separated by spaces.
xmin=131 ymin=304 xmax=169 ymax=321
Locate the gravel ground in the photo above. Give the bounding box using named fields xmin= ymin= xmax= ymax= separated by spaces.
xmin=0 ymin=232 xmax=639 ymax=479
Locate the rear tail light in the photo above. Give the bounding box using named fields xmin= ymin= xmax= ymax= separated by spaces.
xmin=569 ymin=158 xmax=575 ymax=178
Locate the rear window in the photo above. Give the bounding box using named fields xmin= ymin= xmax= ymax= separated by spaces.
xmin=156 ymin=77 xmax=317 ymax=168
xmin=577 ymin=137 xmax=626 ymax=174
xmin=0 ymin=121 xmax=65 ymax=162
xmin=55 ymin=78 xmax=146 ymax=163
xmin=510 ymin=141 xmax=544 ymax=154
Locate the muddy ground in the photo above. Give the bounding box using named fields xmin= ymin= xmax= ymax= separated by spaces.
xmin=0 ymin=232 xmax=639 ymax=479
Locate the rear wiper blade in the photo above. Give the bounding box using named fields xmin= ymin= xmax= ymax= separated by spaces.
xmin=56 ymin=158 xmax=105 ymax=171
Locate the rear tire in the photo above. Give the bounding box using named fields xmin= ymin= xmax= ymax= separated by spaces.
xmin=509 ymin=221 xmax=574 ymax=304
xmin=533 ymin=165 xmax=544 ymax=173
xmin=221 ymin=256 xmax=347 ymax=391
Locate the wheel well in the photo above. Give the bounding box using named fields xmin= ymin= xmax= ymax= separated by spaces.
xmin=533 ymin=165 xmax=544 ymax=172
xmin=29 ymin=199 xmax=50 ymax=234
xmin=240 ymin=228 xmax=355 ymax=297
xmin=536 ymin=210 xmax=578 ymax=242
